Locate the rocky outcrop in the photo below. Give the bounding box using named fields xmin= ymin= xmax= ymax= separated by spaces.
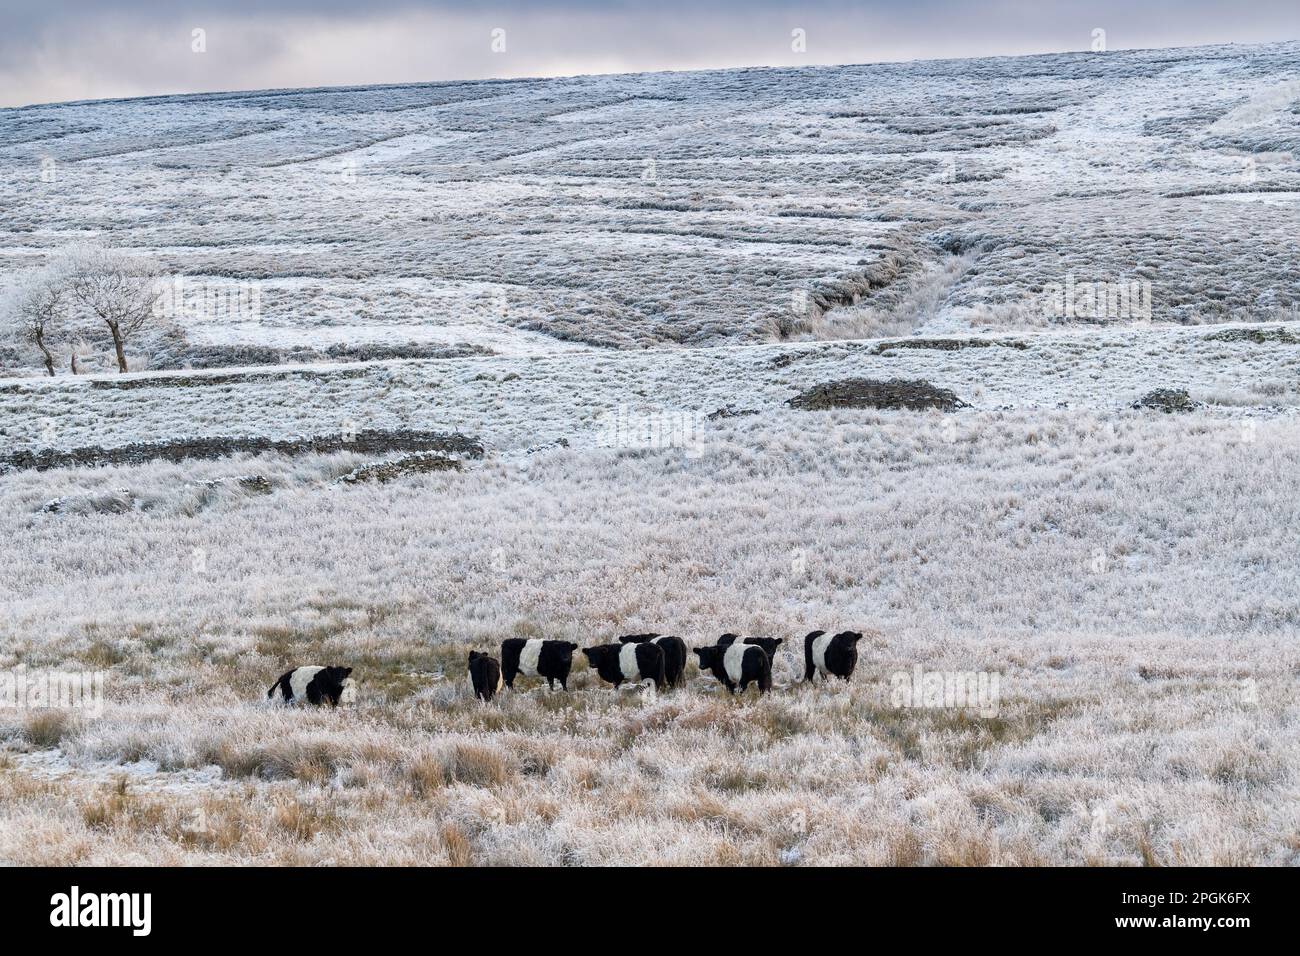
xmin=195 ymin=474 xmax=274 ymax=494
xmin=336 ymin=453 xmax=462 ymax=485
xmin=707 ymin=405 xmax=760 ymax=421
xmin=1203 ymin=327 xmax=1300 ymax=345
xmin=1132 ymin=389 xmax=1200 ymax=413
xmin=788 ymin=377 xmax=969 ymax=411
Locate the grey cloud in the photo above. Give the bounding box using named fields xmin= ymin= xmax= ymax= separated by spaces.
xmin=0 ymin=1 xmax=1296 ymax=108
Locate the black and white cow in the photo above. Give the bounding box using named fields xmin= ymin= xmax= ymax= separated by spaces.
xmin=583 ymin=642 xmax=666 ymax=690
xmin=467 ymin=651 xmax=503 ymax=701
xmin=500 ymin=638 xmax=578 ymax=690
xmin=617 ymin=633 xmax=688 ymax=687
xmin=267 ymin=665 xmax=357 ymax=707
xmin=694 ymin=643 xmax=771 ymax=695
xmin=803 ymin=630 xmax=864 ymax=682
xmin=717 ymin=633 xmax=784 ymax=661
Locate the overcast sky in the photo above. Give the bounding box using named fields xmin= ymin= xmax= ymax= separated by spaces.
xmin=1 ymin=1 xmax=1297 ymax=108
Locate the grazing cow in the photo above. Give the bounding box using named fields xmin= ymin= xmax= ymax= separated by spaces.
xmin=803 ymin=630 xmax=864 ymax=682
xmin=583 ymin=642 xmax=666 ymax=690
xmin=268 ymin=665 xmax=356 ymax=707
xmin=694 ymin=643 xmax=771 ymax=695
xmin=500 ymin=638 xmax=578 ymax=690
xmin=717 ymin=633 xmax=784 ymax=661
xmin=617 ymin=633 xmax=688 ymax=687
xmin=467 ymin=651 xmax=503 ymax=701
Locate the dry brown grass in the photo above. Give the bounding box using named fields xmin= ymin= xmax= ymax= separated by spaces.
xmin=1 ymin=413 xmax=1297 ymax=865
xmin=22 ymin=710 xmax=77 ymax=748
xmin=0 ymin=665 xmax=1293 ymax=866
xmin=440 ymin=823 xmax=474 ymax=866
xmin=270 ymin=794 xmax=342 ymax=841
xmin=81 ymin=779 xmax=167 ymax=833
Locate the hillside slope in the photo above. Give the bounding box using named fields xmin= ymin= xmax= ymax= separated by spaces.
xmin=2 ymin=42 xmax=1298 ymax=360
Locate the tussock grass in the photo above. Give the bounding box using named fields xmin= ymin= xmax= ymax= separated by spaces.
xmin=22 ymin=710 xmax=77 ymax=749
xmin=1 ymin=413 xmax=1297 ymax=864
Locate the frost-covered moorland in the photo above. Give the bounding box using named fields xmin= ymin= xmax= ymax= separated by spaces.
xmin=1 ymin=42 xmax=1299 ymax=865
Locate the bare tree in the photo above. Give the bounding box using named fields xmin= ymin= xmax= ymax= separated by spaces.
xmin=3 ymin=266 xmax=71 ymax=376
xmin=65 ymin=244 xmax=161 ymax=373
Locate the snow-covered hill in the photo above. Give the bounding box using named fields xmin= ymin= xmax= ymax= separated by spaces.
xmin=2 ymin=41 xmax=1298 ymax=360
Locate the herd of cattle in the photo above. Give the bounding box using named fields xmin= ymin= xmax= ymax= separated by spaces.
xmin=268 ymin=631 xmax=866 ymax=707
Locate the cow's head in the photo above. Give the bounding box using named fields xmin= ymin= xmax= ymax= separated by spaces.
xmin=582 ymin=645 xmax=612 ymax=666
xmin=837 ymin=631 xmax=865 ymax=643
xmin=467 ymin=650 xmax=482 ymax=664
xmin=693 ymin=646 xmax=721 ymax=668
xmin=770 ymin=638 xmax=785 ymax=650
